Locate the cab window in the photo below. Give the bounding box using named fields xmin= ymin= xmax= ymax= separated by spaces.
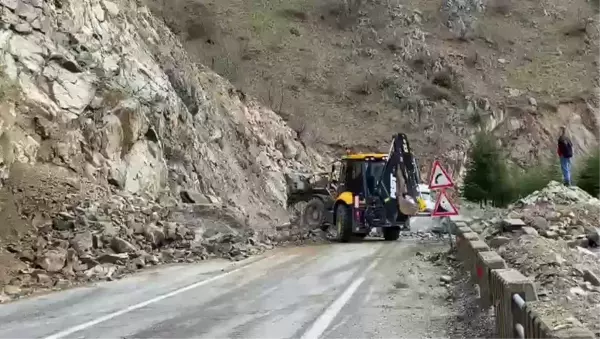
xmin=345 ymin=161 xmax=364 ymax=193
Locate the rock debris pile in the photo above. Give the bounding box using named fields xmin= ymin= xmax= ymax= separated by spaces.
xmin=2 ymin=187 xmax=328 ymax=302
xmin=460 ymin=181 xmax=600 ymax=336
xmin=469 ymin=181 xmax=600 ymax=246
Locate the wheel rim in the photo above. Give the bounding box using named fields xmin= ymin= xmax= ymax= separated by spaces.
xmin=330 ymin=207 xmax=343 ymax=240
xmin=304 ymin=204 xmax=322 ymax=228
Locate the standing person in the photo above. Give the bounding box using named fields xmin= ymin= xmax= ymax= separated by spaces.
xmin=557 ymin=126 xmax=574 ymax=186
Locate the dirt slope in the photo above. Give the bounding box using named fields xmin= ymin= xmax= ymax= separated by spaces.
xmin=146 ymin=0 xmax=599 ymax=174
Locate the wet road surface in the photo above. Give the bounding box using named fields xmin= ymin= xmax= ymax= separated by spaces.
xmin=0 ymin=221 xmax=456 ymax=339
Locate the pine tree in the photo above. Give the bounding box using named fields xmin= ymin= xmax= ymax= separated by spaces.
xmin=461 ymin=132 xmax=515 ymax=207
xmin=577 ymin=150 xmax=600 ymax=197
xmin=462 ymin=132 xmax=497 ymax=206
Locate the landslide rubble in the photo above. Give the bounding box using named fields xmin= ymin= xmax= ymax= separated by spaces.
xmin=2 ymin=183 xmax=326 ymax=303
xmin=467 ymin=181 xmax=600 ymax=245
xmin=0 ymin=0 xmax=327 ymax=302
xmin=460 ymin=182 xmax=600 ymax=336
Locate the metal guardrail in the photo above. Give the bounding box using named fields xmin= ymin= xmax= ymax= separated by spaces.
xmin=512 ymin=293 xmax=526 ymax=339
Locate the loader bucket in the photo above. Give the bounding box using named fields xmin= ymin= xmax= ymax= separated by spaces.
xmin=395 ymin=168 xmax=419 ymax=216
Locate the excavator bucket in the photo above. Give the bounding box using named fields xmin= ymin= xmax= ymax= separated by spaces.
xmin=397 ymin=191 xmax=419 ymax=216
xmin=375 ymin=133 xmax=422 ymax=220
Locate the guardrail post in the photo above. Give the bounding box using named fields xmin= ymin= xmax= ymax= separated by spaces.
xmin=456 ymin=231 xmax=479 ymax=262
xmin=457 ymin=226 xmax=473 ymax=236
xmin=476 ymin=251 xmax=506 ymax=309
xmin=449 ymin=215 xmax=470 ymax=224
xmin=526 ymin=302 xmax=596 ymax=339
xmin=453 ymin=221 xmax=470 ymax=232
xmin=466 ymin=240 xmax=490 ymax=286
xmin=490 ymin=269 xmax=537 ymax=338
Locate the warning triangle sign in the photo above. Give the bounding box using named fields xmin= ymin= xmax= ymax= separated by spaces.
xmin=432 ymin=190 xmax=459 ymax=217
xmin=428 ymin=160 xmax=455 ymax=190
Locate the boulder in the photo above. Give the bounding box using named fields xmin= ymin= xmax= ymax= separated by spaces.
xmin=110 ymin=237 xmax=137 ymax=253
xmin=70 ymin=231 xmax=93 ymax=255
xmin=96 ymin=253 xmax=129 ymax=265
xmin=501 ymin=219 xmax=526 ymax=232
xmin=35 ymin=248 xmax=67 ymax=272
xmin=144 ymin=224 xmax=165 ymax=246
xmin=489 ymin=236 xmax=511 ymax=247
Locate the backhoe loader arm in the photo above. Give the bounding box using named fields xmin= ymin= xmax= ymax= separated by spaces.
xmin=376 ymin=133 xmax=421 ymax=207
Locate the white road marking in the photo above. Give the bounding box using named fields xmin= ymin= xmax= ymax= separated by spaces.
xmin=300 ymin=257 xmax=382 ymax=339
xmin=42 ymin=254 xmax=278 ymax=339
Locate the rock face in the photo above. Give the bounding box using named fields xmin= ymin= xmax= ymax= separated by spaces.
xmin=0 ymin=0 xmax=330 ymax=302
xmin=0 ymin=0 xmax=324 ymax=227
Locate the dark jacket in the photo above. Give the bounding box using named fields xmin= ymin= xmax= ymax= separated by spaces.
xmin=557 ymin=135 xmax=573 ymax=158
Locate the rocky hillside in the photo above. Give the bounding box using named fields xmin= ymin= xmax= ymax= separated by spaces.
xmin=145 ymin=0 xmax=599 ymax=175
xmin=0 ymin=0 xmax=328 ymax=299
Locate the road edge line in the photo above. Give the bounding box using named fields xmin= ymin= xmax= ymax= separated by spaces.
xmin=42 ymin=253 xmax=275 ymax=339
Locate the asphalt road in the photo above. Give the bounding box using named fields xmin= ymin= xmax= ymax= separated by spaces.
xmin=0 ymin=218 xmax=456 ymax=339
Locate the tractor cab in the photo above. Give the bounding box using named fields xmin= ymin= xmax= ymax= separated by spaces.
xmin=330 ymin=153 xmax=388 ymax=201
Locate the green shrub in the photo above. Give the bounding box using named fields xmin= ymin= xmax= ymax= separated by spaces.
xmin=576 ymin=150 xmax=600 ymax=197
xmin=461 ymin=133 xmax=558 ymax=206
xmin=462 ymin=133 xmax=600 ymax=206
xmin=461 ymin=132 xmax=513 ymax=207
xmin=510 ymin=161 xmax=561 ymax=199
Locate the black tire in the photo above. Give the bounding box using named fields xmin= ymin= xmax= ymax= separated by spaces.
xmin=302 ymin=197 xmax=326 ymax=229
xmin=382 ymin=227 xmax=401 ymax=241
xmin=335 ymin=204 xmax=353 ymax=243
